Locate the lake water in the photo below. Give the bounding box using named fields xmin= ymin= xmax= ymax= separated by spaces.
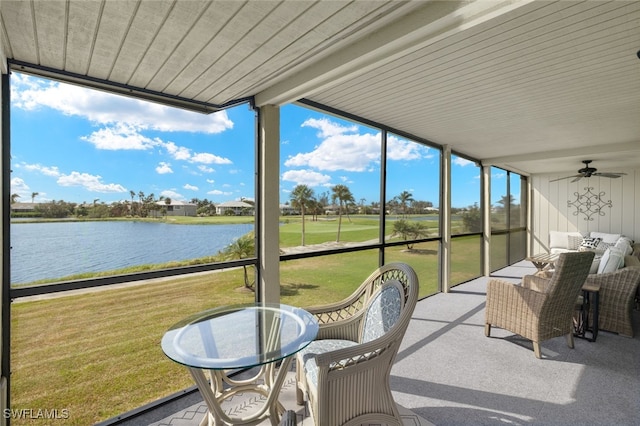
xmin=10 ymin=221 xmax=254 ymax=284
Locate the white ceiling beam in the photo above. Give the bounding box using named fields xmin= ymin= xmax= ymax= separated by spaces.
xmin=482 ymin=141 xmax=640 ymax=166
xmin=255 ymin=0 xmax=535 ymax=107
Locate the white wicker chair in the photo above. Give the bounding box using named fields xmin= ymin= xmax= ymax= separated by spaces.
xmin=295 ymin=263 xmax=419 ymax=426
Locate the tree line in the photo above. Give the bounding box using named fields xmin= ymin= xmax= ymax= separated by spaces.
xmin=10 ymin=191 xmax=219 ymax=219
xmin=290 ymin=184 xmax=441 ymax=245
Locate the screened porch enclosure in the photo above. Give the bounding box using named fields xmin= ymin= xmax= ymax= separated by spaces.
xmin=2 ymin=0 xmax=639 ymax=424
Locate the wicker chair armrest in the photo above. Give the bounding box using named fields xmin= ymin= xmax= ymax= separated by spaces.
xmin=522 ymin=274 xmax=552 ymax=293
xmin=314 ymin=336 xmax=394 ymax=372
xmin=586 ymin=268 xmax=640 ymax=300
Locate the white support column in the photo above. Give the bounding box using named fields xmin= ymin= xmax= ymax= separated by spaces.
xmin=258 ymin=105 xmax=280 ymax=304
xmin=482 ymin=165 xmax=491 ymax=276
xmin=524 ymin=176 xmax=532 ymax=257
xmin=441 ymin=146 xmax=451 ymax=293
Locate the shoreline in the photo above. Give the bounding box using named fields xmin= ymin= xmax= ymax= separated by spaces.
xmin=15 ymin=241 xmax=380 ymax=302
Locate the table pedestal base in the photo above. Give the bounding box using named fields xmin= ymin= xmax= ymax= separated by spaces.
xmin=189 ymin=357 xmax=292 ymax=426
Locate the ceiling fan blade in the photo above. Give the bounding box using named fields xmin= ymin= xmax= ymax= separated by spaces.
xmin=593 ymin=172 xmax=626 ymax=178
xmin=550 ymin=175 xmax=581 ymax=182
xmin=570 ymin=175 xmax=583 ymax=183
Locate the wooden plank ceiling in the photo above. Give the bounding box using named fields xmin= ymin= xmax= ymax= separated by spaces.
xmin=1 ymin=0 xmax=639 ymax=175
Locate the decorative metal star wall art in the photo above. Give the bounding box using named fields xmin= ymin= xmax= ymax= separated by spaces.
xmin=567 ymin=187 xmax=612 ymax=221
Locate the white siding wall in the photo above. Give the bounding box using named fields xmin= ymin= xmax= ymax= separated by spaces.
xmin=531 ymin=168 xmax=640 ymax=254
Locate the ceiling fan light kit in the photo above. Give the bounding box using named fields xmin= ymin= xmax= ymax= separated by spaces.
xmin=550 ymin=160 xmax=626 ymax=183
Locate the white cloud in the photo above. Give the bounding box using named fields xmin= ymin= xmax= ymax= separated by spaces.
xmin=207 ymin=189 xmax=233 ymax=196
xmin=57 ymin=171 xmax=127 ymax=193
xmin=160 ymin=190 xmax=183 ymax=200
xmin=282 ymin=169 xmax=332 ymax=187
xmin=11 ymin=74 xmax=234 ymax=134
xmin=302 ymin=117 xmax=358 ymax=138
xmin=82 ymin=123 xmax=160 ymax=150
xmin=21 ymin=163 xmax=61 ymax=177
xmin=285 ymin=132 xmax=380 ymax=172
xmin=294 ymin=118 xmax=377 ymax=171
xmin=387 ymin=136 xmax=429 ymax=161
xmin=191 ymin=152 xmax=232 ymax=165
xmin=156 ymin=162 xmax=173 ymax=174
xmin=289 ymin=119 xmax=428 ymax=173
xmin=206 ymin=179 xmax=215 ymax=184
xmin=453 ymin=157 xmax=475 ymax=167
xmin=184 ymin=184 xmax=198 ymax=191
xmin=11 ymin=177 xmax=30 ymax=196
xmin=162 ymin=141 xmax=231 ymax=167
xmin=164 ymin=141 xmax=193 ymax=160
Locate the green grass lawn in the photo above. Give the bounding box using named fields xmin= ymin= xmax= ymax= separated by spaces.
xmin=10 ymin=215 xmax=480 ymax=425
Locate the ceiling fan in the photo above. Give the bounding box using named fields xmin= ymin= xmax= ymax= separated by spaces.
xmin=550 ymin=160 xmax=627 ymax=182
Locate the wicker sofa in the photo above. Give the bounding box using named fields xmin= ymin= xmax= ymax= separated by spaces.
xmin=585 ymin=264 xmax=640 ymax=337
xmin=547 ymin=231 xmax=640 ymax=337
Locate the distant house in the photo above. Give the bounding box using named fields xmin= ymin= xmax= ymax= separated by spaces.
xmin=10 ymin=202 xmax=37 ymax=214
xmin=216 ymin=201 xmax=254 ymax=216
xmin=154 ymin=200 xmax=197 ymax=217
xmin=280 ymin=204 xmax=298 ymax=215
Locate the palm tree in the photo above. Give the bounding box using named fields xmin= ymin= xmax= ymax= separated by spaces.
xmin=31 ymin=192 xmax=39 ymax=203
xmin=129 ymin=190 xmax=136 ymax=215
xmin=221 ymin=232 xmax=256 ymax=290
xmin=290 ymin=184 xmax=314 ymax=246
xmin=396 ymin=191 xmax=414 ymax=217
xmin=496 ymin=194 xmax=515 ymax=210
xmin=137 ymin=191 xmax=145 ymax=216
xmin=359 ymin=198 xmax=367 ymax=214
xmin=331 ymin=184 xmax=355 ymax=242
xmin=11 ymin=194 xmax=20 ymax=204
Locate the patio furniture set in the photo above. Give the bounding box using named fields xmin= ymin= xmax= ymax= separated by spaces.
xmin=485 ymin=230 xmax=640 ymax=359
xmin=162 ymin=262 xmax=419 ymax=425
xmin=547 ymin=231 xmax=640 ymax=337
xmin=161 ymin=234 xmax=639 ymax=423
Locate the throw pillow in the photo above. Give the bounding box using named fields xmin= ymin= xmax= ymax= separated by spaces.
xmin=568 ymin=235 xmax=583 ymax=250
xmin=580 ymin=237 xmax=602 ymax=250
xmin=597 ymin=247 xmax=625 ymax=274
xmin=590 ymin=232 xmax=621 ymax=244
xmin=596 ymin=241 xmax=614 ymax=252
xmin=615 ymin=237 xmax=634 ymax=256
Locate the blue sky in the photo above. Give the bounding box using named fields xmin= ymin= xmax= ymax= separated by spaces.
xmin=10 ymin=72 xmax=506 ymax=208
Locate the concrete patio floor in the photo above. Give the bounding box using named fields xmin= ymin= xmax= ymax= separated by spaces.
xmin=114 ymin=260 xmax=640 ymax=425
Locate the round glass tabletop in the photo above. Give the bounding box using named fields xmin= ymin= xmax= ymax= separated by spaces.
xmin=161 ymin=303 xmax=319 ymax=370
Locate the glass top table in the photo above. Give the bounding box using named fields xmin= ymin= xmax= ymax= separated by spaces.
xmin=162 ymin=303 xmax=318 ymax=425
